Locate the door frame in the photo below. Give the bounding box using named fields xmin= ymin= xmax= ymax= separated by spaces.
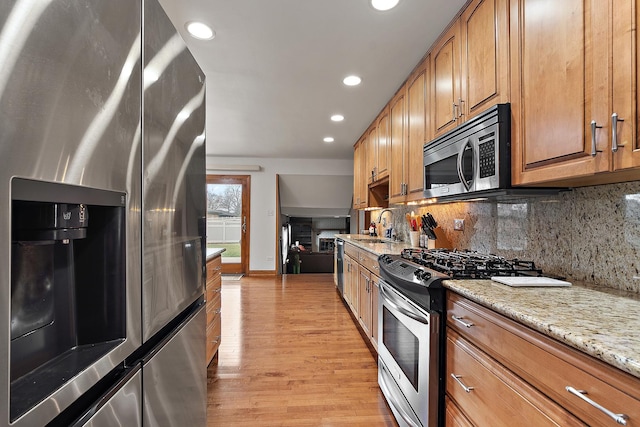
xmin=206 ymin=174 xmax=250 ymax=274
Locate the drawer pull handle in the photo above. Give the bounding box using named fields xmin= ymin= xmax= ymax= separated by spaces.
xmin=452 ymin=315 xmax=474 ymax=328
xmin=451 ymin=374 xmax=474 ymax=393
xmin=566 ymin=386 xmax=628 ymax=425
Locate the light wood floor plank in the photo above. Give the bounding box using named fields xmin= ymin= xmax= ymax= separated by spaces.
xmin=207 ymin=273 xmax=397 ymax=426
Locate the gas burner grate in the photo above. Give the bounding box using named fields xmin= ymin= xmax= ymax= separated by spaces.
xmin=400 ymin=248 xmax=544 ymax=279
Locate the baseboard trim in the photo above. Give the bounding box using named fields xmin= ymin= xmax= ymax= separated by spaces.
xmin=248 ymin=270 xmax=277 ymax=276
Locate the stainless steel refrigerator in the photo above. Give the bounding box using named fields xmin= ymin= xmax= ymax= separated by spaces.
xmin=0 ymin=0 xmax=206 ymax=425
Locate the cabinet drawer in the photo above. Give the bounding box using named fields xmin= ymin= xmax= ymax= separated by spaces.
xmin=358 ymin=250 xmax=380 ymax=275
xmin=445 ymin=396 xmax=473 ymax=427
xmin=206 ymin=316 xmax=221 ymax=362
xmin=206 ymin=291 xmax=221 ymax=327
xmin=447 ymin=292 xmax=640 ymax=426
xmin=446 ymin=330 xmax=583 ymax=427
xmin=344 ymin=242 xmax=359 ymax=259
xmin=206 ymin=256 xmax=222 ymax=281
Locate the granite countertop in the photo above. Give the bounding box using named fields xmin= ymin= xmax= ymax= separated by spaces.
xmin=206 ymin=247 xmax=225 ymax=261
xmin=444 ymin=279 xmax=640 ymax=380
xmin=335 ymin=234 xmax=412 ymax=256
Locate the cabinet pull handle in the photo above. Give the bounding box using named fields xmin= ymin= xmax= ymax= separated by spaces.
xmin=612 ymin=113 xmax=624 ymax=153
xmin=590 ymin=120 xmax=602 ymax=157
xmin=452 ymin=315 xmax=474 ymax=328
xmin=452 ymin=103 xmax=457 ymax=122
xmin=458 ymin=98 xmax=465 ymax=118
xmin=566 ymin=386 xmax=628 ymax=425
xmin=451 ymin=374 xmax=474 ymax=393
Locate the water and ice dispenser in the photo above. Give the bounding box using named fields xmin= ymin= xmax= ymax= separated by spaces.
xmin=10 ymin=179 xmax=127 ymax=421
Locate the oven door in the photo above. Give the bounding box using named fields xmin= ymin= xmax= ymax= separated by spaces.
xmin=377 ymin=280 xmax=439 ymax=427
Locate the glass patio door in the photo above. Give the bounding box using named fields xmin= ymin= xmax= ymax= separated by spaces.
xmin=206 ymin=175 xmax=250 ymax=274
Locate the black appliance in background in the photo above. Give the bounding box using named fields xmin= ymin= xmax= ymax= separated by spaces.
xmin=10 ymin=179 xmax=127 ymax=423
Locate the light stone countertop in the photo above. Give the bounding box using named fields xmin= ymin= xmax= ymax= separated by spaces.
xmin=335 ymin=234 xmax=640 ymax=379
xmin=206 ymin=247 xmax=225 ymax=262
xmin=443 ymin=279 xmax=640 ymax=379
xmin=335 ymin=234 xmax=412 ymax=255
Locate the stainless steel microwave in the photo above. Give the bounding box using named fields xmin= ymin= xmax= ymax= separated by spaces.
xmin=423 ymin=103 xmax=511 ymax=201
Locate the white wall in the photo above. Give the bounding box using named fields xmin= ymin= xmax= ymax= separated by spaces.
xmin=206 ymin=156 xmax=353 ymax=271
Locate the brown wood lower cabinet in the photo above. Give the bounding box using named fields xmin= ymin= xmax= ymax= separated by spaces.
xmin=343 ymin=242 xmax=379 ymax=352
xmin=446 ymin=291 xmax=640 ymax=426
xmin=206 ymin=254 xmax=222 ymax=366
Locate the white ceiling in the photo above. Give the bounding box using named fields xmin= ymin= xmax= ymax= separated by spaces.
xmin=157 ymin=0 xmax=467 ymax=160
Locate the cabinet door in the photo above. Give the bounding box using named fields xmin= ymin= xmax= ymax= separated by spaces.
xmin=343 ymin=255 xmax=352 ymax=306
xmin=353 ymin=138 xmax=367 ymax=209
xmin=460 ymin=0 xmax=509 ymax=120
xmin=510 ymin=0 xmax=609 ymax=185
xmin=432 ymin=23 xmax=462 ymax=137
xmin=352 ymin=142 xmax=359 ymax=209
xmin=389 ymin=89 xmax=407 ymax=203
xmin=350 ymin=259 xmax=360 ymax=313
xmin=406 ymin=57 xmax=429 ymax=201
xmin=376 ymin=106 xmax=390 ymax=179
xmin=366 ymin=125 xmax=377 ymax=184
xmin=358 ymin=268 xmax=371 ymax=339
xmin=370 ymin=273 xmax=380 ymax=350
xmin=612 ymin=0 xmax=640 ymax=171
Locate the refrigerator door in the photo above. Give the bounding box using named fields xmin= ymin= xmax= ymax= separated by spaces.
xmin=72 ymin=367 xmax=142 ymax=427
xmin=0 ymin=0 xmax=142 ymax=425
xmin=142 ymin=0 xmax=206 ymax=342
xmin=142 ymin=304 xmax=206 ymax=426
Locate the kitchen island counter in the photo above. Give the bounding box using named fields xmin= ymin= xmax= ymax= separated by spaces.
xmin=444 ymin=279 xmax=640 ymax=380
xmin=206 ymin=247 xmax=226 ymax=262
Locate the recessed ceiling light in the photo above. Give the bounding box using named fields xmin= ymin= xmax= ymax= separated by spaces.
xmin=323 ymin=137 xmax=335 ymax=143
xmin=343 ymin=75 xmax=362 ymax=86
xmin=185 ymin=21 xmax=215 ymax=40
xmin=331 ymin=114 xmax=344 ymax=122
xmin=370 ymin=0 xmax=400 ymax=11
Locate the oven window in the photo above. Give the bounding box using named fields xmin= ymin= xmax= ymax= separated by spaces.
xmin=383 ymin=307 xmax=419 ymax=390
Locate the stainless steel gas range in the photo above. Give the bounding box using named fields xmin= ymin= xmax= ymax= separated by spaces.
xmin=377 ymin=248 xmax=554 ymax=427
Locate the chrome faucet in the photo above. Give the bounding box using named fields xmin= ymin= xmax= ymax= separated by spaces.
xmin=377 ymin=208 xmax=394 ymax=227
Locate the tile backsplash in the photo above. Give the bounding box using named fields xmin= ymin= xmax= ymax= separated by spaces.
xmin=380 ymin=181 xmax=640 ymax=293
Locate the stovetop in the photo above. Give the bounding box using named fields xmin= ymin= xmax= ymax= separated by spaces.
xmin=378 ymin=249 xmax=554 ymax=313
xmin=400 ymin=248 xmax=546 ymax=279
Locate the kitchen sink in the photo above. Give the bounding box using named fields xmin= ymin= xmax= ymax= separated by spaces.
xmin=352 ymin=238 xmax=392 ymax=244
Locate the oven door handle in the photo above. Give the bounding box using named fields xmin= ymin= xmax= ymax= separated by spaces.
xmin=379 ymin=283 xmax=429 ymax=325
xmin=379 ymin=362 xmax=423 ymax=427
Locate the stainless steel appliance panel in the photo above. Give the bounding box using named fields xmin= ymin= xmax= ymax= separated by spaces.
xmin=378 ymin=280 xmax=440 ymax=427
xmin=142 ymin=305 xmax=206 ymax=426
xmin=0 ymin=1 xmax=142 ymax=425
xmin=76 ymin=369 xmax=142 ymax=427
xmin=142 ymin=0 xmax=206 ymax=341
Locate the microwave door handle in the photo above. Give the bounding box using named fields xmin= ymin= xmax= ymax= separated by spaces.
xmin=457 ymin=140 xmax=472 ymax=191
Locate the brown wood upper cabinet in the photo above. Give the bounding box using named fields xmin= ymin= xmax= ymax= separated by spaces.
xmin=390 ymin=56 xmax=430 ymax=204
xmin=352 ymin=137 xmax=367 ymax=209
xmin=376 ymin=106 xmax=390 ymax=181
xmin=432 ymin=0 xmax=508 ymax=139
xmin=510 ymin=0 xmax=640 ymax=186
xmin=389 ymin=87 xmax=407 ymax=203
xmin=365 ymin=107 xmax=390 ymax=185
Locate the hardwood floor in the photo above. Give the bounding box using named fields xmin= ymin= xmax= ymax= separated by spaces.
xmin=207 ymin=273 xmax=397 ymax=426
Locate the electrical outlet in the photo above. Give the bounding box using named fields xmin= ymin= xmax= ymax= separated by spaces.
xmin=453 ymin=219 xmax=465 ymax=231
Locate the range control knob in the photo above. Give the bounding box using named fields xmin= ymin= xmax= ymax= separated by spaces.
xmin=413 ymin=269 xmax=431 ymax=281
xmin=381 ymin=255 xmax=392 ymax=264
